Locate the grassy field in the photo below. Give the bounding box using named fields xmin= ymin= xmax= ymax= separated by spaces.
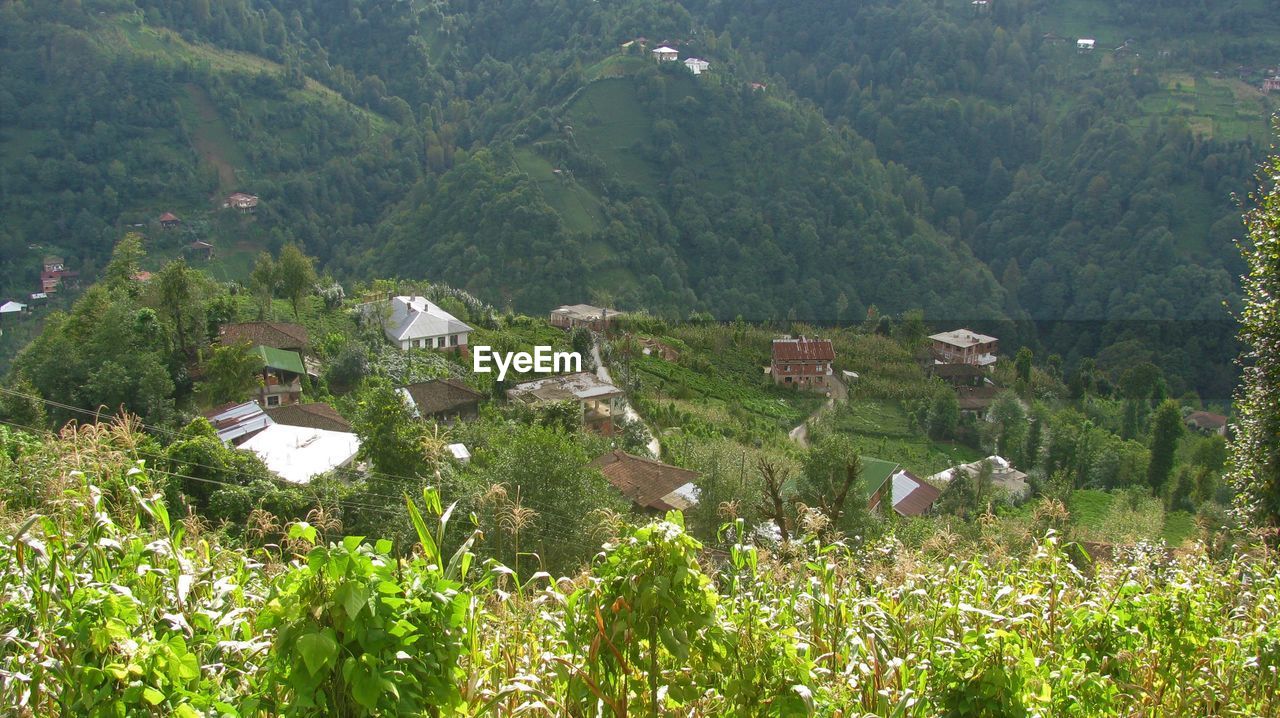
xmin=629 ymin=325 xmax=825 ymax=437
xmin=1135 ymin=73 xmax=1275 ymax=142
xmin=1065 ymin=489 xmax=1198 ymax=546
xmin=564 ymin=78 xmax=662 ymax=190
xmin=512 ymin=148 xmax=606 ymax=234
xmin=176 ymin=84 xmax=250 ymax=191
xmin=827 ymin=399 xmax=984 ymax=477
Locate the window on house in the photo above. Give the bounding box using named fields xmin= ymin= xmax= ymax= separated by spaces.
xmin=450 ymin=334 xmax=459 ymax=346
xmin=266 ymin=395 xmax=280 ymax=407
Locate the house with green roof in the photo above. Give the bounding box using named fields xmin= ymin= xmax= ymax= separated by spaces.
xmin=860 ymin=457 xmax=900 ymax=512
xmin=253 ymin=345 xmax=305 ymax=408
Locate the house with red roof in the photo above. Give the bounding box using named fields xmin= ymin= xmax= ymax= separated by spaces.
xmin=770 ymin=336 xmax=835 ymax=391
xmin=159 ymin=212 xmax=181 ymax=229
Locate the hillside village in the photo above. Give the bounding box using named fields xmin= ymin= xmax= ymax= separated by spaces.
xmin=2 ymin=0 xmax=1279 ymax=712
xmin=0 ymin=236 xmax=1238 ymax=562
xmin=0 ymin=235 xmax=1264 ymax=715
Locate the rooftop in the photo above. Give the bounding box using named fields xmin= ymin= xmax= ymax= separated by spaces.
xmin=591 ymin=450 xmax=700 ymax=511
xmin=400 ymin=378 xmax=484 ymax=417
xmin=265 ymin=402 xmax=351 ymax=432
xmin=926 ymin=456 xmax=1030 ymax=500
xmin=772 ymin=336 xmax=835 ymax=362
xmin=861 ymin=457 xmax=901 ymax=498
xmin=219 ymin=321 xmax=309 ymax=350
xmin=204 ymin=400 xmax=274 ymax=445
xmin=551 ymin=303 xmax=622 ymax=322
xmin=254 ymin=345 xmax=305 ymax=375
xmin=929 ymin=329 xmax=998 ymax=348
xmin=239 ymin=424 xmax=360 ymax=484
xmin=381 ymin=296 xmax=472 ymax=341
xmin=1186 ymin=411 xmax=1227 ymax=429
xmin=886 ymin=470 xmax=941 ymax=516
xmin=507 ymin=372 xmax=623 ymax=404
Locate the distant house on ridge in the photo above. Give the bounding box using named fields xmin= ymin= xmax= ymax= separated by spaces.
xmin=507 ymin=372 xmax=624 ymax=435
xmin=550 ymin=303 xmax=622 ymax=332
xmin=683 ymin=58 xmax=710 ymax=75
xmin=1185 ymin=411 xmax=1227 ymax=436
xmin=652 ymin=46 xmax=679 ymax=62
xmin=225 ymin=192 xmax=259 ymax=213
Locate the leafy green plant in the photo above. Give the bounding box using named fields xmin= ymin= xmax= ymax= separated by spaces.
xmin=252 ymin=489 xmax=477 ymax=716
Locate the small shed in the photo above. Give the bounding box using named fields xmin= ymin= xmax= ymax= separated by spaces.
xmin=159 ymin=212 xmax=181 ymax=228
xmin=1077 ymin=38 xmax=1096 ymax=52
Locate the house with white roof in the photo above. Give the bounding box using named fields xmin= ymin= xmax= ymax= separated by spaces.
xmin=683 ymin=58 xmax=710 ymax=75
xmin=239 ymin=423 xmax=361 ymax=484
xmin=367 ymin=296 xmax=472 ymax=354
xmin=1077 ymin=38 xmax=1096 ymax=52
xmin=926 ymin=456 xmax=1030 ymax=500
xmin=652 ymin=46 xmax=679 ymax=62
xmin=929 ymin=329 xmax=998 ymax=367
xmin=0 ymin=300 xmax=27 ymax=317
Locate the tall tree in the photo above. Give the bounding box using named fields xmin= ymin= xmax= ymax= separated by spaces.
xmin=156 ymin=259 xmax=195 ymax=356
xmin=249 ymin=252 xmax=278 ymax=321
xmin=1146 ymin=400 xmax=1184 ymax=497
xmin=103 ymin=232 xmax=145 ymax=293
xmin=277 ymin=244 xmax=317 ymax=319
xmin=352 ymin=381 xmax=430 ymax=493
xmin=1014 ymin=347 xmax=1033 ymax=389
xmin=800 ymin=433 xmax=868 ymax=534
xmin=1231 ymin=150 xmax=1280 ymax=541
xmin=198 ymin=341 xmax=264 ymax=406
xmin=989 ymin=391 xmax=1027 ymax=463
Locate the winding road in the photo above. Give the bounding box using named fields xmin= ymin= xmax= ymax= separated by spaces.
xmin=788 ymin=375 xmax=848 ymax=448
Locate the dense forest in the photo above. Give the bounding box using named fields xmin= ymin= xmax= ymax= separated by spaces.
xmin=2 ymin=0 xmax=1277 ymax=393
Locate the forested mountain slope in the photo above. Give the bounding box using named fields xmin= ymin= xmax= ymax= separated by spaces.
xmin=3 ymin=0 xmax=1277 ymax=362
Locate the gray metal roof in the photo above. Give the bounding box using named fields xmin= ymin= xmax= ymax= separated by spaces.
xmin=385 ymin=296 xmax=472 ymax=341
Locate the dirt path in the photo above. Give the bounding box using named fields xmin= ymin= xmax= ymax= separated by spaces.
xmin=593 ymin=340 xmax=661 ymax=458
xmin=788 ymin=375 xmax=847 ymax=448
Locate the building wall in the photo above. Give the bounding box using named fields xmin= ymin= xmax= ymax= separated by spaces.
xmin=399 ymin=332 xmax=470 ymax=353
xmin=771 ymin=359 xmax=832 ymax=389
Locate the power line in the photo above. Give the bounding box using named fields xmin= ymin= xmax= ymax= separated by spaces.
xmin=0 ymin=385 xmax=621 ymax=531
xmin=0 ymin=404 xmax=614 ymax=556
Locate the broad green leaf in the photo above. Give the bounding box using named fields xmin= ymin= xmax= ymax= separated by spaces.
xmin=297 ymin=630 xmax=338 ymax=676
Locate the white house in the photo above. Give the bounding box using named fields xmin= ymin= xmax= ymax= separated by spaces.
xmin=683 ymin=58 xmax=710 ymax=75
xmin=0 ymin=300 xmax=27 ymax=315
xmin=652 ymin=46 xmax=679 ymax=62
xmin=1077 ymin=38 xmax=1096 ymax=52
xmin=369 ymin=295 xmax=472 ymax=354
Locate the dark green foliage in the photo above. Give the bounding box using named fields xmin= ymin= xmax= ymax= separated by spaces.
xmin=1147 ymin=400 xmax=1184 ymax=496
xmin=350 ymin=381 xmax=432 ymax=491
xmin=928 ymin=390 xmax=960 ymax=440
xmin=161 ymin=417 xmax=275 ymax=509
xmin=196 ymin=341 xmax=263 ymax=406
xmin=1230 ymin=149 xmax=1280 ymax=539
